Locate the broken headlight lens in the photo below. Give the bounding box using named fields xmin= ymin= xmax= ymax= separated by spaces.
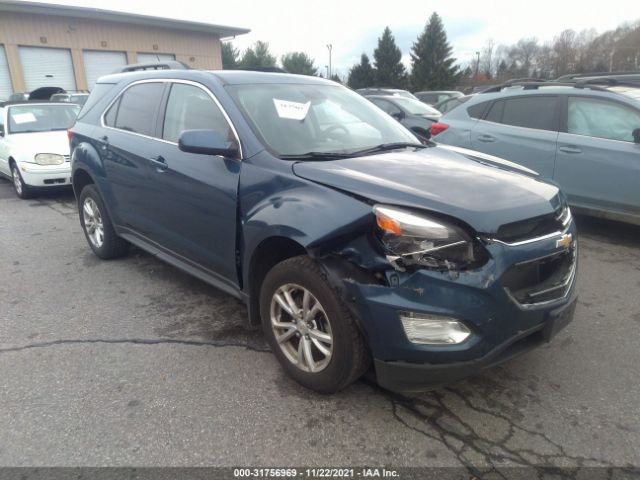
xmin=373 ymin=205 xmax=475 ymax=270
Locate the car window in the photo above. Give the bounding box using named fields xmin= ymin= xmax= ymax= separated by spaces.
xmin=567 ymin=97 xmax=640 ymax=142
xmin=111 ymin=82 xmax=164 ymax=137
xmin=7 ymin=104 xmax=80 ymax=134
xmin=371 ymin=98 xmax=401 ymax=115
xmin=485 ymin=100 xmax=504 ymax=123
xmin=499 ymin=96 xmax=557 ymax=131
xmin=228 ymin=83 xmax=416 ymax=156
xmin=482 ymin=96 xmax=557 ymax=131
xmin=162 ymin=83 xmax=233 ymax=144
xmin=392 ymin=97 xmax=440 ymax=116
xmin=467 ymin=101 xmax=488 ymax=119
xmin=0 ymin=107 xmax=5 ymax=134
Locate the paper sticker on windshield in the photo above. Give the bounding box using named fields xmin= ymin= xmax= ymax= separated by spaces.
xmin=11 ymin=112 xmax=37 ymax=124
xmin=273 ymin=99 xmax=310 ymax=120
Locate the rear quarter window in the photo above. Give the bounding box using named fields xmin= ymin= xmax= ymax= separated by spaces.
xmin=466 ymin=101 xmax=489 ymax=119
xmin=77 ymin=83 xmax=116 ymax=120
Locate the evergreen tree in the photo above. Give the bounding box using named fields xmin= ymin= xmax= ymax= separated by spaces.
xmin=497 ymin=59 xmax=508 ymax=79
xmin=373 ymin=27 xmax=407 ymax=88
xmin=221 ymin=42 xmax=239 ymax=69
xmin=410 ymin=12 xmax=460 ymax=90
xmin=281 ymin=52 xmax=318 ymax=76
xmin=347 ymin=54 xmax=376 ymax=89
xmin=330 ymin=73 xmax=342 ymax=84
xmin=240 ymin=41 xmax=277 ymax=69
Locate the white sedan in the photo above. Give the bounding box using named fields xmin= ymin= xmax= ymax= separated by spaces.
xmin=0 ymin=102 xmax=79 ymax=198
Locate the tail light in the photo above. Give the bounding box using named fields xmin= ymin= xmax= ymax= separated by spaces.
xmin=430 ymin=122 xmax=449 ymax=136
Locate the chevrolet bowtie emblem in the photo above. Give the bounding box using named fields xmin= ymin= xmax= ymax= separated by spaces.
xmin=556 ymin=233 xmax=573 ymax=249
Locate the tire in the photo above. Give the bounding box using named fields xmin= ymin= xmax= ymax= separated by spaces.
xmin=78 ymin=184 xmax=129 ymax=259
xmin=260 ymin=255 xmax=370 ymax=393
xmin=11 ymin=163 xmax=34 ymax=199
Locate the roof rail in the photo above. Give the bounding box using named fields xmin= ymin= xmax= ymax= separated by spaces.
xmin=117 ymin=61 xmax=191 ymax=73
xmin=556 ymin=71 xmax=640 ymax=81
xmin=479 ymin=80 xmax=613 ymax=94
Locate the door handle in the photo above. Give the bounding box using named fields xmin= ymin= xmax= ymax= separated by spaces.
xmin=149 ymin=155 xmax=168 ymax=171
xmin=559 ymin=146 xmax=582 ymax=154
xmin=477 ymin=134 xmax=496 ymax=143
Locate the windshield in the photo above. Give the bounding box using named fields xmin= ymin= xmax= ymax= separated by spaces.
xmin=393 ymin=97 xmax=441 ymax=116
xmin=8 ymin=104 xmax=80 ymax=134
xmin=228 ymin=83 xmax=418 ymax=156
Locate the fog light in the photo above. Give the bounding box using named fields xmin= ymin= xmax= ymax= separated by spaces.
xmin=399 ymin=311 xmax=471 ymax=345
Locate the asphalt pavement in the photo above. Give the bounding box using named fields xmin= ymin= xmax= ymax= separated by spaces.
xmin=1 ymin=178 xmax=639 ymax=475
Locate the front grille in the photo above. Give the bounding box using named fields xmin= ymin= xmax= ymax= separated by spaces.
xmin=502 ymin=245 xmax=576 ymax=306
xmin=64 ymin=155 xmax=70 ymax=162
xmin=43 ymin=178 xmax=66 ymax=185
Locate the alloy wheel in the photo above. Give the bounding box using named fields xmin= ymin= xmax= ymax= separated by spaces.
xmin=270 ymin=283 xmax=333 ymax=373
xmin=12 ymin=167 xmax=22 ymax=195
xmin=82 ymin=197 xmax=105 ymax=248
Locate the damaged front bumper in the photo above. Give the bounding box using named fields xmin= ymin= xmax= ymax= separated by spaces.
xmin=330 ymin=223 xmax=578 ymax=392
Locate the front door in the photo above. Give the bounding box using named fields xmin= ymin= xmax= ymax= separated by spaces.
xmin=554 ymin=95 xmax=640 ymax=217
xmin=145 ymin=81 xmax=242 ymax=284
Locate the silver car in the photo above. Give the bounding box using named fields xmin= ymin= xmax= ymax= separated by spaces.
xmin=432 ymin=78 xmax=640 ymax=225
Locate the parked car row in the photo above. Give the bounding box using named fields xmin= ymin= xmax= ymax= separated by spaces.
xmin=59 ymin=63 xmax=579 ymax=393
xmin=431 ymin=75 xmax=640 ymax=225
xmin=0 ymin=100 xmax=80 ymax=197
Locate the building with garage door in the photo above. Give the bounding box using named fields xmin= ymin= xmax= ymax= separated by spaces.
xmin=0 ymin=0 xmax=249 ymax=100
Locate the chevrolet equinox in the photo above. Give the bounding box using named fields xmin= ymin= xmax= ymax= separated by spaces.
xmin=69 ymin=66 xmax=578 ymax=393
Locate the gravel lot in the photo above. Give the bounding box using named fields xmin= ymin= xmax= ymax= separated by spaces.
xmin=1 ymin=178 xmax=639 ymax=474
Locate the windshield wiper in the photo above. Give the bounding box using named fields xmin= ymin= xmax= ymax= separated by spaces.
xmin=348 ymin=142 xmax=428 ymax=156
xmin=280 ymin=151 xmax=356 ymax=160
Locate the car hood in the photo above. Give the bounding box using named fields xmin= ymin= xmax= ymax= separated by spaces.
xmin=8 ymin=131 xmax=70 ymax=156
xmin=292 ymin=147 xmax=561 ymax=234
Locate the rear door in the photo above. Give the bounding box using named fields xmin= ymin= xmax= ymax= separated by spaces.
xmin=146 ymin=81 xmax=241 ymax=283
xmin=100 ymin=81 xmax=166 ymax=234
xmin=470 ymin=95 xmax=560 ymax=178
xmin=554 ymin=95 xmax=640 ymax=216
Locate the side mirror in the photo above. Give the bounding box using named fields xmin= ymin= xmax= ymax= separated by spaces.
xmin=178 ymin=129 xmax=239 ymax=157
xmin=392 ymin=111 xmax=405 ymax=121
xmin=633 ymin=128 xmax=640 ymax=144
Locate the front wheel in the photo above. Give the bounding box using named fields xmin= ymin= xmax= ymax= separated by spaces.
xmin=11 ymin=164 xmax=33 ymax=199
xmin=79 ymin=184 xmax=129 ymax=259
xmin=260 ymin=256 xmax=370 ymax=393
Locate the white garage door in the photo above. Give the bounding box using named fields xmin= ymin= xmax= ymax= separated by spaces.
xmin=83 ymin=50 xmax=127 ymax=89
xmin=0 ymin=45 xmax=13 ymax=101
xmin=137 ymin=52 xmax=176 ymax=63
xmin=19 ymin=46 xmax=76 ymax=91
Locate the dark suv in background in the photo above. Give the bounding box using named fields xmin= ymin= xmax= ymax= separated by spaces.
xmin=70 ymin=63 xmax=577 ymax=393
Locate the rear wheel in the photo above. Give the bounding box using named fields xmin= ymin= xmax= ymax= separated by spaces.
xmin=79 ymin=184 xmax=129 ymax=259
xmin=260 ymin=256 xmax=369 ymax=393
xmin=11 ymin=163 xmax=33 ymax=199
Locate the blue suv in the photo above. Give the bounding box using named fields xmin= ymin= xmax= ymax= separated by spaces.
xmin=431 ymin=76 xmax=640 ymax=225
xmin=70 ymin=64 xmax=577 ymax=393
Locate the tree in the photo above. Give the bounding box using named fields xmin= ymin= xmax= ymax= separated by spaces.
xmin=330 ymin=73 xmax=343 ymax=84
xmin=410 ymin=12 xmax=460 ymax=90
xmin=347 ymin=54 xmax=376 ymax=89
xmin=281 ymin=52 xmax=318 ymax=75
xmin=373 ymin=27 xmax=407 ymax=88
xmin=240 ymin=41 xmax=277 ymax=69
xmin=221 ymin=42 xmax=239 ymax=70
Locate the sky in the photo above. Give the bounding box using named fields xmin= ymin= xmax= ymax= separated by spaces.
xmin=27 ymin=0 xmax=638 ymax=77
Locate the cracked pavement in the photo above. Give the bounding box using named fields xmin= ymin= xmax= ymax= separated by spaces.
xmin=1 ymin=178 xmax=639 ymax=475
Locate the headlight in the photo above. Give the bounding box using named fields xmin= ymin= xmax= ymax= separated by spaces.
xmin=373 ymin=205 xmax=475 ymax=270
xmin=34 ymin=153 xmax=65 ymax=166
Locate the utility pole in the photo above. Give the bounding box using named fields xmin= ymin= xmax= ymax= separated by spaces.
xmin=326 ymin=44 xmax=333 ymax=78
xmin=475 ymin=51 xmax=480 ymax=79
